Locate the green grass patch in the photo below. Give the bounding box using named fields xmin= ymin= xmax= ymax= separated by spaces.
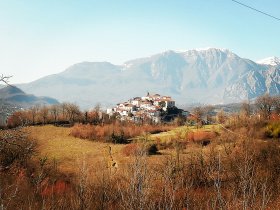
xmin=150 ymin=124 xmax=220 ymax=142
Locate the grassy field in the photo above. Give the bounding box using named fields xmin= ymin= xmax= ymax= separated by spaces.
xmin=3 ymin=119 xmax=279 ymax=209
xmin=24 ymin=124 xmax=218 ymax=177
xmin=150 ymin=124 xmax=220 ymax=142
xmin=24 ymin=125 xmax=128 ymax=175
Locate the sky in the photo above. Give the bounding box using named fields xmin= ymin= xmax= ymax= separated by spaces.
xmin=0 ymin=0 xmax=279 ymax=83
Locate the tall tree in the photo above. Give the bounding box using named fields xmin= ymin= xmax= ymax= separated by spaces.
xmin=217 ymin=109 xmax=226 ymax=124
xmin=65 ymin=103 xmax=81 ymax=123
xmin=255 ymin=94 xmax=274 ymax=120
xmin=60 ymin=102 xmax=68 ymax=121
xmin=192 ymin=107 xmax=204 ymax=128
xmin=39 ymin=106 xmax=49 ymax=124
xmin=240 ymin=101 xmax=251 ymax=118
xmin=273 ymin=95 xmax=280 ymax=115
xmin=30 ymin=105 xmax=40 ymax=125
xmin=50 ymin=104 xmax=60 ymax=123
xmin=89 ymin=103 xmax=102 ymax=125
xmin=203 ymin=105 xmax=214 ymax=124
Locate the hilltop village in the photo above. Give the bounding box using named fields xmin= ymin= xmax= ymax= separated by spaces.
xmin=107 ymin=92 xmax=186 ymax=123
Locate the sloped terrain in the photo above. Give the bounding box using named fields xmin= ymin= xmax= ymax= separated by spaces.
xmin=0 ymin=85 xmax=59 ymax=107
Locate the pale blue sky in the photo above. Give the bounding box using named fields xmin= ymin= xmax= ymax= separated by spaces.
xmin=0 ymin=0 xmax=279 ymax=83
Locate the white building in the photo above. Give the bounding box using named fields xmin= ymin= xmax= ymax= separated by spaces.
xmin=108 ymin=92 xmax=176 ymax=122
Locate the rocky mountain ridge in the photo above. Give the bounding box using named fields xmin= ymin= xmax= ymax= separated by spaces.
xmin=17 ymin=48 xmax=279 ymax=109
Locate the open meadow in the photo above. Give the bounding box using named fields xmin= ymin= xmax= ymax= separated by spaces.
xmin=24 ymin=125 xmax=125 ymax=176
xmin=24 ymin=124 xmax=217 ymax=177
xmin=1 ymin=117 xmax=280 ymax=209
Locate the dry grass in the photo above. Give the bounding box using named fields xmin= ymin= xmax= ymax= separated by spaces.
xmin=23 ymin=125 xmax=193 ymax=177
xmin=24 ymin=125 xmax=126 ymax=175
xmin=151 ymin=124 xmax=220 ymax=143
xmin=3 ymin=122 xmax=280 ymax=209
xmin=23 ymin=125 xmax=220 ymax=176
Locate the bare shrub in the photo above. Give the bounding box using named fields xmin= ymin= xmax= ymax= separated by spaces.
xmin=122 ymin=143 xmax=140 ymax=157
xmin=0 ymin=129 xmax=34 ymax=170
xmin=122 ymin=143 xmax=158 ymax=157
xmin=187 ymin=130 xmax=217 ymax=142
xmin=118 ymin=146 xmax=151 ymax=210
xmin=70 ymin=123 xmax=174 ymax=143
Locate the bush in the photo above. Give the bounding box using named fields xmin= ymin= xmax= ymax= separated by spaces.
xmin=70 ymin=123 xmax=174 ymax=143
xmin=265 ymin=122 xmax=280 ymax=138
xmin=111 ymin=132 xmax=128 ymax=144
xmin=187 ymin=131 xmax=217 ymax=142
xmin=147 ymin=144 xmax=158 ymax=155
xmin=0 ymin=129 xmax=34 ymax=169
xmin=122 ymin=143 xmax=140 ymax=156
xmin=122 ymin=143 xmax=158 ymax=156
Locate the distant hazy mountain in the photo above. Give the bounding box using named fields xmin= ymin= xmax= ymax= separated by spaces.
xmin=18 ymin=48 xmax=280 ymax=109
xmin=0 ymin=85 xmax=59 ymax=108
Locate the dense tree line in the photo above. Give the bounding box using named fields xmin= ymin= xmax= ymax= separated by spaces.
xmin=6 ymin=103 xmax=114 ymax=128
xmin=6 ymin=94 xmax=280 ymax=128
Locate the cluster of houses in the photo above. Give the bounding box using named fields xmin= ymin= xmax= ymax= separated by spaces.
xmin=106 ymin=92 xmax=177 ymax=123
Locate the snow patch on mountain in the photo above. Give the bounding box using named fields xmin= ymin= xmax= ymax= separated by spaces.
xmin=257 ymin=56 xmax=280 ymax=66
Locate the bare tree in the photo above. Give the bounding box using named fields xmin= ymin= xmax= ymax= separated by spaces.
xmin=255 ymin=94 xmax=274 ymax=120
xmin=217 ymin=109 xmax=226 ymax=124
xmin=240 ymin=101 xmax=251 ymax=117
xmin=203 ymin=105 xmax=214 ymax=124
xmin=207 ymin=150 xmax=225 ymax=209
xmin=120 ymin=145 xmax=150 ymax=210
xmin=65 ymin=103 xmax=81 ymax=123
xmin=0 ymin=74 xmax=12 ymax=85
xmin=60 ymin=102 xmax=68 ymax=121
xmin=192 ymin=107 xmax=204 ymax=128
xmin=273 ymin=95 xmax=280 ymax=114
xmin=75 ymin=157 xmax=93 ymax=210
xmin=29 ymin=105 xmax=40 ymax=125
xmin=50 ymin=104 xmax=60 ymax=123
xmin=39 ymin=106 xmax=49 ymax=124
xmin=89 ymin=103 xmax=102 ymax=125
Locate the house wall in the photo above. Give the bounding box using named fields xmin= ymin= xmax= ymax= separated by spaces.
xmin=165 ymin=100 xmax=175 ymax=108
xmin=131 ymin=100 xmax=140 ymax=106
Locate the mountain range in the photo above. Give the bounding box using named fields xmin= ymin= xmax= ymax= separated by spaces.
xmin=17 ymin=48 xmax=280 ymax=109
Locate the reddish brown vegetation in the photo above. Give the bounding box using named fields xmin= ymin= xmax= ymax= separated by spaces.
xmin=1 ymin=94 xmax=280 ymax=209
xmin=70 ymin=123 xmax=174 ymax=143
xmin=41 ymin=180 xmax=70 ymax=197
xmin=271 ymin=113 xmax=280 ymax=121
xmin=122 ymin=143 xmax=140 ymax=156
xmin=122 ymin=143 xmax=158 ymax=156
xmin=187 ymin=130 xmax=217 ymax=142
xmin=3 ymin=124 xmax=280 ymax=209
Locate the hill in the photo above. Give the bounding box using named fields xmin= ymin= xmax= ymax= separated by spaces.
xmin=0 ymin=85 xmax=59 ymax=108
